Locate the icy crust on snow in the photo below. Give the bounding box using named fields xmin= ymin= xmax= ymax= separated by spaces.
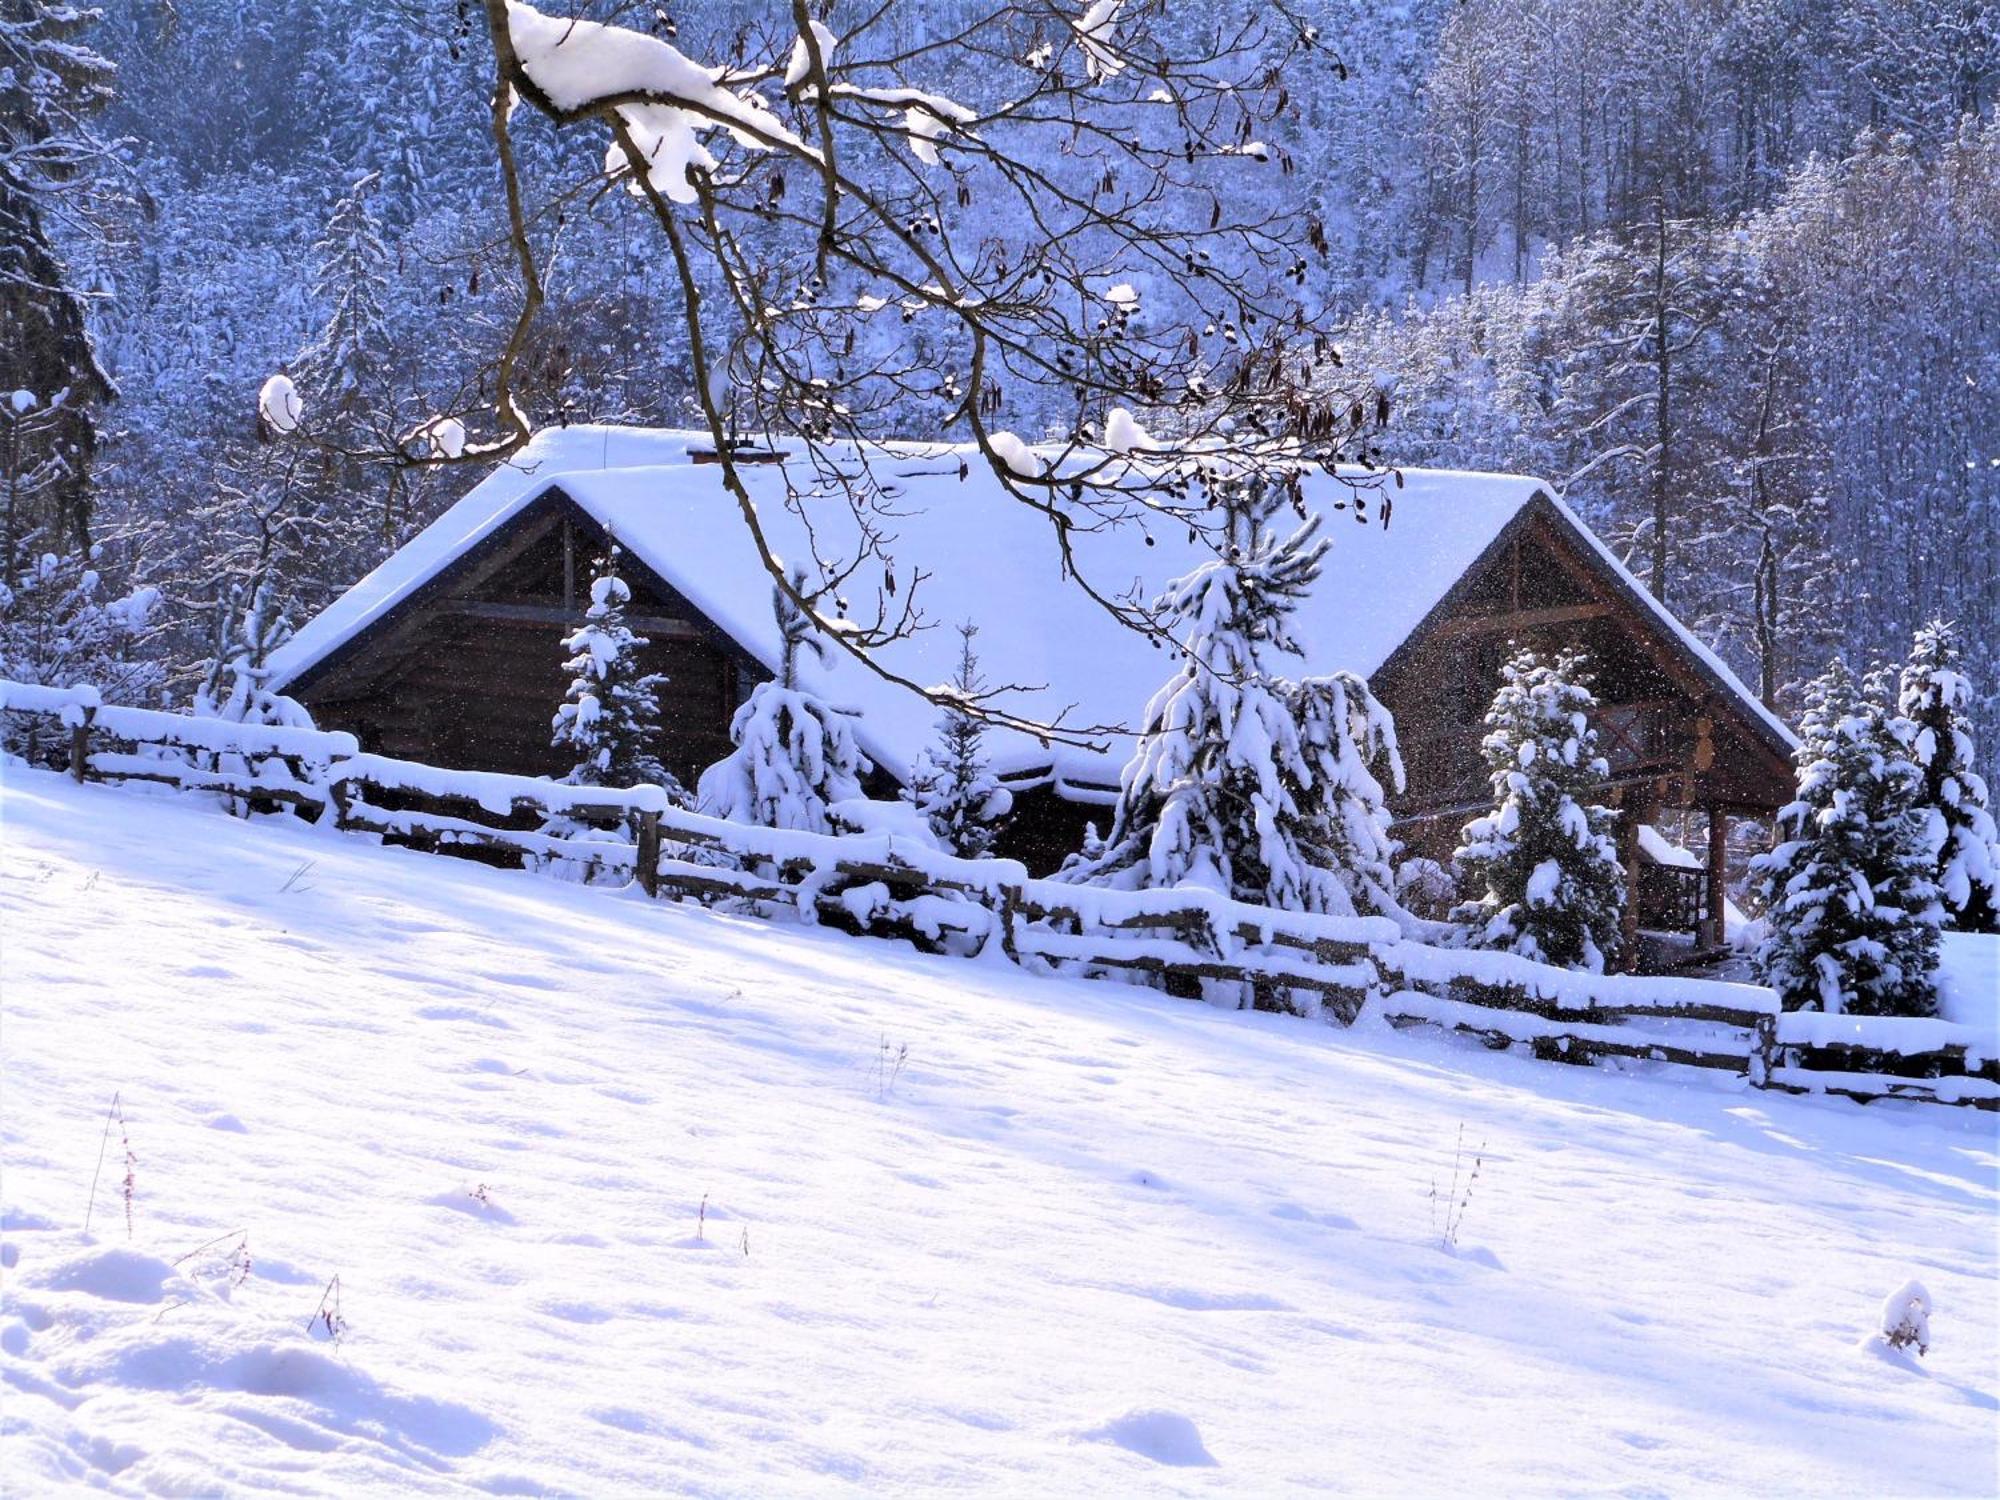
xmin=266 ymin=427 xmax=1565 ymax=786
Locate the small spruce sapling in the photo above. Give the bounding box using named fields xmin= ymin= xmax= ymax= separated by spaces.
xmin=551 ymin=547 xmax=678 ymax=795
xmin=542 ymin=547 xmax=681 ymax=880
xmin=904 ymin=623 xmax=1010 ymax=857
xmin=1452 ymin=649 xmax=1626 ymax=971
xmin=696 ymin=568 xmax=869 ymax=836
xmin=1896 ymin=621 xmax=1999 ymax=933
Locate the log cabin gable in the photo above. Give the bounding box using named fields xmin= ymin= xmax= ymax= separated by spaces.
xmin=1372 ymin=495 xmax=1793 ymax=822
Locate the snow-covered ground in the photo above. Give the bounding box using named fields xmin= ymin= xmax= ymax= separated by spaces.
xmin=4 ymin=769 xmax=1996 ymax=1496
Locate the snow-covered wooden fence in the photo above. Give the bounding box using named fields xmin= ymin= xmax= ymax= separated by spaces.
xmin=7 ymin=682 xmax=1994 ymax=1111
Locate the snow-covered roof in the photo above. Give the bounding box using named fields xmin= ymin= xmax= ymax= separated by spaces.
xmin=271 ymin=426 xmax=1792 ymax=786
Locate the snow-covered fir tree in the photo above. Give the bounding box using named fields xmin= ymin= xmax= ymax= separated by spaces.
xmin=1290 ymin=669 xmax=1407 ymax=919
xmin=1452 ymin=648 xmax=1626 ymax=972
xmin=1058 ymin=473 xmax=1330 ymax=911
xmin=550 ymin=548 xmax=677 ymax=795
xmin=293 ymin=171 xmax=390 ymax=422
xmin=696 ymin=570 xmax=868 ymax=835
xmin=193 ymin=578 xmax=313 ymax=730
xmin=1751 ymin=657 xmax=1942 ymax=1016
xmin=1897 ymin=620 xmax=1999 ymax=933
xmin=903 ymin=623 xmax=1010 ymax=858
xmin=0 ymin=0 xmax=116 ymax=554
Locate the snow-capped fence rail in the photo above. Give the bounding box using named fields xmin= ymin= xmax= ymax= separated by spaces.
xmin=6 ymin=683 xmax=1993 ymax=1111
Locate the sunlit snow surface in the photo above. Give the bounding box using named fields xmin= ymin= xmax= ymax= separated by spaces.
xmin=3 ymin=771 xmax=1995 ymax=1495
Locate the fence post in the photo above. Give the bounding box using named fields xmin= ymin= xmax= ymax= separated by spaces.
xmin=68 ymin=713 xmax=91 ymax=784
xmin=1750 ymin=1011 xmax=1779 ymax=1089
xmin=635 ymin=809 xmax=661 ymax=898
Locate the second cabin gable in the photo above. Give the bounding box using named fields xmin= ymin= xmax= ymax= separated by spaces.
xmin=1371 ymin=502 xmax=1793 ymax=844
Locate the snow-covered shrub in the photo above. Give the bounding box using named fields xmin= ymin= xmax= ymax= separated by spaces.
xmin=1879 ymin=1279 xmax=1932 ymax=1356
xmin=1058 ymin=473 xmax=1330 ymax=916
xmin=903 ymin=623 xmax=1010 ymax=857
xmin=191 ymin=579 xmax=324 ymax=813
xmin=1897 ymin=621 xmax=1998 ymax=934
xmin=1451 ymin=649 xmax=1625 ymax=972
xmin=1751 ymin=658 xmax=1942 ymax=1016
xmin=0 ymin=547 xmax=162 ymax=764
xmin=697 ymin=570 xmax=869 ymax=837
xmin=194 ymin=580 xmax=315 ymax=731
xmin=550 ymin=548 xmax=678 ymax=796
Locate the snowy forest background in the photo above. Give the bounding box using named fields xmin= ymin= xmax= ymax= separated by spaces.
xmin=5 ymin=0 xmax=1997 ymax=773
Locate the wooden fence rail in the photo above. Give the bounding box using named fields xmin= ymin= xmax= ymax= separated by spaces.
xmin=5 ymin=683 xmax=1993 ymax=1112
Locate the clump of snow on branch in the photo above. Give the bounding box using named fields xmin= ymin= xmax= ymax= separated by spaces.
xmin=1074 ymin=1 xmax=1127 ymax=81
xmin=257 ymin=374 xmax=302 ymax=436
xmin=505 ymin=1 xmax=798 ymax=206
xmin=1452 ymin=648 xmax=1625 ymax=973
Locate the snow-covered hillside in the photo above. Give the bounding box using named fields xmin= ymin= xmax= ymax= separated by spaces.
xmin=4 ymin=771 xmax=1996 ymax=1496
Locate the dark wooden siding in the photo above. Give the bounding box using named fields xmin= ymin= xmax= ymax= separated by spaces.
xmin=299 ymin=500 xmax=757 ymax=787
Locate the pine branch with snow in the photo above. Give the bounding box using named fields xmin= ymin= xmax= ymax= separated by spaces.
xmin=1452 ymin=648 xmax=1626 ymax=973
xmin=1897 ymin=620 xmax=1998 ymax=934
xmin=1750 ymin=657 xmax=1942 ymax=1017
xmin=0 ymin=546 xmax=161 ymax=764
xmin=193 ymin=578 xmax=314 ymax=732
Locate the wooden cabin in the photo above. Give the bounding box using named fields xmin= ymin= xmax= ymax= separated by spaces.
xmin=271 ymin=427 xmax=1795 ymax=967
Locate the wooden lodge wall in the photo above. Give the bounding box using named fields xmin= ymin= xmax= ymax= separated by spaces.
xmin=290 ymin=489 xmax=1795 ymax=939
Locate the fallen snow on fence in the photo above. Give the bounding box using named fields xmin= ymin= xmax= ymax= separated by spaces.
xmin=2 ymin=771 xmax=1995 ymax=1496
xmin=5 ymin=683 xmax=1994 ymax=1107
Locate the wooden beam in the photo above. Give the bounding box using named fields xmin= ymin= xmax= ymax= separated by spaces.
xmin=1431 ymin=601 xmax=1614 ymax=639
xmin=1705 ymin=810 xmax=1729 ymax=950
xmin=441 ymin=599 xmax=706 ymax=639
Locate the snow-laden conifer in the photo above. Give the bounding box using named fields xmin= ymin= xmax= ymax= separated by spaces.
xmin=1057 ymin=473 xmax=1329 ymax=910
xmin=294 ymin=172 xmax=390 ymax=417
xmin=1751 ymin=657 xmax=1942 ymax=1016
xmin=1291 ymin=669 xmax=1407 ymax=919
xmin=1896 ymin=621 xmax=1998 ymax=933
xmin=1452 ymin=648 xmax=1625 ymax=971
xmin=550 ymin=548 xmax=677 ymax=796
xmin=697 ymin=570 xmax=868 ymax=835
xmin=904 ymin=623 xmax=1010 ymax=857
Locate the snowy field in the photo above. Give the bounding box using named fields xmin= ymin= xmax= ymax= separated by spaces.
xmin=3 ymin=769 xmax=1996 ymax=1497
